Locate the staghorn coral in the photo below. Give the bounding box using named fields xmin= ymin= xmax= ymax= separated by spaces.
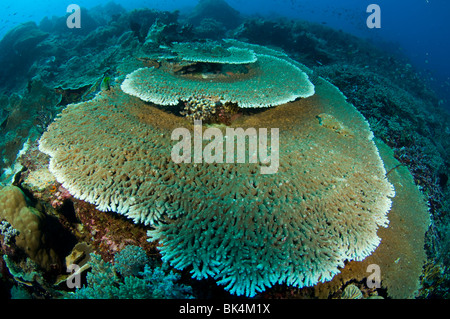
xmin=39 ymin=49 xmax=394 ymax=296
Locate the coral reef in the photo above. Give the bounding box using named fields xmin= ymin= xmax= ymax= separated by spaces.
xmin=372 ymin=140 xmax=430 ymax=298
xmin=66 ymin=248 xmax=193 ymax=299
xmin=0 ymin=1 xmax=448 ymax=300
xmin=147 ymin=75 xmax=395 ymax=297
xmin=126 ymin=8 xmax=180 ymax=43
xmin=114 ymin=245 xmax=149 ymax=277
xmin=38 ymin=43 xmax=395 ymax=296
xmin=170 ymin=41 xmax=257 ymax=64
xmin=121 ymin=42 xmax=314 ymax=108
xmin=0 ymin=80 xmax=61 ymax=183
xmin=278 ymin=139 xmax=430 ymax=300
xmin=0 ymin=22 xmax=49 ymax=91
xmin=312 ymin=60 xmax=449 ymax=298
xmin=145 ymin=19 xmax=184 ymax=46
xmin=186 ymin=0 xmax=242 ymax=30
xmin=193 ymin=18 xmax=227 ymax=40
xmin=180 ymin=96 xmax=219 ymax=122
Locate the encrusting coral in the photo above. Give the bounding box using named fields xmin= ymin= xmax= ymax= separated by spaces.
xmin=38 ymin=41 xmax=395 ymax=296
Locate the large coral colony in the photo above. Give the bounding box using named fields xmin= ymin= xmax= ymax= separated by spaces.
xmin=0 ymin=0 xmax=449 ymax=299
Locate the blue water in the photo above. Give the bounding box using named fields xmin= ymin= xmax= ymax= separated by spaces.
xmin=1 ymin=0 xmax=450 ymax=110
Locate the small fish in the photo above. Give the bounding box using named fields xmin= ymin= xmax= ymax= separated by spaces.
xmin=100 ymin=76 xmax=111 ymax=91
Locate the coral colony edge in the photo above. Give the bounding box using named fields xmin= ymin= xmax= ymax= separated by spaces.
xmin=0 ymin=1 xmax=448 ymax=301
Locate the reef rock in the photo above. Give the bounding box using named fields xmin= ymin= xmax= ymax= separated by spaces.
xmin=187 ymin=0 xmax=242 ymax=30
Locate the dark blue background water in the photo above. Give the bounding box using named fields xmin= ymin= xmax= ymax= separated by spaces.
xmin=1 ymin=0 xmax=449 ymax=111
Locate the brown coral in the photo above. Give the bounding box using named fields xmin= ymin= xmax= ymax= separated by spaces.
xmin=0 ymin=186 xmax=59 ymax=271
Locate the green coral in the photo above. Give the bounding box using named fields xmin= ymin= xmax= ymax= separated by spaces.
xmin=121 ymin=53 xmax=314 ymax=108
xmin=114 ymin=245 xmax=149 ymax=277
xmin=3 ymin=255 xmax=42 ymax=284
xmin=10 ymin=285 xmax=32 ymax=299
xmin=66 ymin=247 xmax=193 ymax=299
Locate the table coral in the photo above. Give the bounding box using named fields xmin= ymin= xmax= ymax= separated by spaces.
xmin=121 ymin=53 xmax=314 ymax=108
xmin=39 ymin=43 xmax=395 ymax=296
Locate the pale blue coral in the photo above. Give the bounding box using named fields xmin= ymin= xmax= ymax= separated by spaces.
xmin=66 ymin=247 xmax=193 ymax=299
